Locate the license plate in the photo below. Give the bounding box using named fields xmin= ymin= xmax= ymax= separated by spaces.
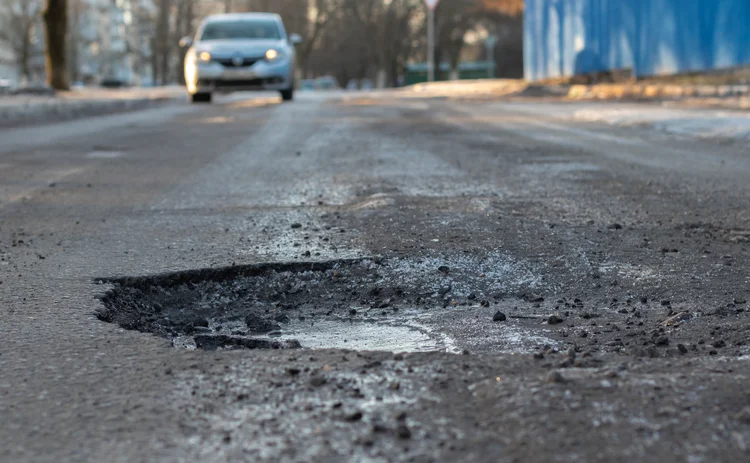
xmin=224 ymin=69 xmax=255 ymax=79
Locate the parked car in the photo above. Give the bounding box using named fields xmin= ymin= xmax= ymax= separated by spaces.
xmin=100 ymin=78 xmax=128 ymax=88
xmin=181 ymin=13 xmax=301 ymax=104
xmin=300 ymin=79 xmax=315 ymax=91
xmin=0 ymin=78 xmax=11 ymax=94
xmin=314 ymin=76 xmax=339 ymax=90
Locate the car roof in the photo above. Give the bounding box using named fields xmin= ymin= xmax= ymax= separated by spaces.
xmin=203 ymin=13 xmax=281 ymax=23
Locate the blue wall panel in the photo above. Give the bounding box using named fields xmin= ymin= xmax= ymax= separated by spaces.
xmin=524 ymin=0 xmax=750 ymax=80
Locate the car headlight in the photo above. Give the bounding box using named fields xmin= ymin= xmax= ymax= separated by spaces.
xmin=197 ymin=51 xmax=211 ymax=62
xmin=265 ymin=49 xmax=284 ymax=61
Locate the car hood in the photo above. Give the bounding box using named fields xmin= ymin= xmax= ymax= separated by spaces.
xmin=195 ymin=39 xmax=286 ymax=57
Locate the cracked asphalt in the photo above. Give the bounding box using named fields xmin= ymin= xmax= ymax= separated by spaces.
xmin=1 ymin=91 xmax=750 ymax=462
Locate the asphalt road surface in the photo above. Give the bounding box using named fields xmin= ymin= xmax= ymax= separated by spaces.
xmin=2 ymin=91 xmax=750 ymax=462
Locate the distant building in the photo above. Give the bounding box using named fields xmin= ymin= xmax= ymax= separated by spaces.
xmin=72 ymin=0 xmax=156 ymax=85
xmin=0 ymin=40 xmax=19 ymax=87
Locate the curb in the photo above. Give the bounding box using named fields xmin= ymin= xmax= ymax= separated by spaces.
xmin=407 ymin=79 xmax=750 ymax=102
xmin=567 ymin=84 xmax=750 ymax=100
xmin=0 ymin=94 xmax=186 ymax=128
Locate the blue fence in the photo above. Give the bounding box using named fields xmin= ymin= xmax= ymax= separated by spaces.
xmin=524 ymin=0 xmax=750 ymax=81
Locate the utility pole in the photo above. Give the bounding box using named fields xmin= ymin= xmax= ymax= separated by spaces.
xmin=485 ymin=35 xmax=498 ymax=79
xmin=425 ymin=0 xmax=438 ymax=82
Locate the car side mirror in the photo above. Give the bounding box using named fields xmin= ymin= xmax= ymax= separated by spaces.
xmin=179 ymin=36 xmax=193 ymax=48
xmin=289 ymin=33 xmax=302 ymax=45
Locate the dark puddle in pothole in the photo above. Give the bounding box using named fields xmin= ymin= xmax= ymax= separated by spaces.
xmin=96 ymin=258 xmax=530 ymax=353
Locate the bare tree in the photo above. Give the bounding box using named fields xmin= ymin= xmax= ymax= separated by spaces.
xmin=0 ymin=0 xmax=42 ymax=81
xmin=478 ymin=0 xmax=524 ymax=77
xmin=155 ymin=0 xmax=171 ymax=85
xmin=43 ymin=0 xmax=69 ymax=90
xmin=430 ymin=0 xmax=523 ymax=77
xmin=175 ymin=0 xmax=196 ymax=83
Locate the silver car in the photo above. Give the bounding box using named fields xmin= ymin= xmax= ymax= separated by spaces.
xmin=181 ymin=13 xmax=301 ymax=104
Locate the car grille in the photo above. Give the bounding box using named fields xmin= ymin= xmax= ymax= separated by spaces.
xmin=197 ymin=77 xmax=285 ymax=88
xmin=213 ymin=57 xmax=262 ymax=67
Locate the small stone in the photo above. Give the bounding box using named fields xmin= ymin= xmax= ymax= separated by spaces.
xmin=662 ymin=311 xmax=691 ymax=326
xmin=492 ymin=311 xmax=507 ymax=322
xmin=734 ymin=407 xmax=750 ymax=424
xmin=640 ymin=297 xmax=648 ymax=304
xmin=712 ymin=340 xmax=726 ymax=348
xmin=608 ymin=223 xmax=623 ymax=230
xmin=735 ymin=298 xmax=747 ymax=305
xmin=344 ymin=411 xmax=363 ymax=422
xmin=349 ymin=309 xmax=357 ymax=315
xmin=309 ymin=375 xmax=327 ymax=387
xmin=438 ymin=285 xmax=451 ymax=296
xmin=480 ymin=300 xmax=490 ymax=308
xmin=546 ymin=371 xmax=565 ymax=384
xmin=245 ymin=315 xmax=281 ymax=334
xmin=193 ymin=317 xmax=209 ymax=328
xmin=389 ymin=382 xmax=400 ymax=391
xmin=287 ymin=368 xmax=301 ymax=376
xmin=437 ymin=265 xmax=450 ymax=273
xmin=677 ymin=344 xmax=688 ymax=354
xmin=547 ymin=314 xmax=564 ymax=325
xmin=661 ymin=300 xmax=671 ymax=306
xmin=655 ymin=336 xmax=670 ymax=346
xmin=396 ymin=424 xmax=411 ymax=439
xmin=533 ymin=352 xmax=545 ymax=360
xmin=467 ymin=293 xmax=477 ymax=300
xmin=291 ymin=223 xmax=302 ymax=229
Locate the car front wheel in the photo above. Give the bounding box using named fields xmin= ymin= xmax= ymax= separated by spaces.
xmin=280 ymin=88 xmax=294 ymax=102
xmin=191 ymin=92 xmax=212 ymax=104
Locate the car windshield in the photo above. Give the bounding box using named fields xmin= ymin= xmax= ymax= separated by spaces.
xmin=199 ymin=19 xmax=280 ymax=41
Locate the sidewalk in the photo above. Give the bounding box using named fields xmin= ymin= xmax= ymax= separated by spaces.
xmin=0 ymin=86 xmax=186 ymax=127
xmin=407 ymin=79 xmax=750 ymax=108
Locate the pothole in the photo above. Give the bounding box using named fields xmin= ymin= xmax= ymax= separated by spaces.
xmin=97 ymin=256 xmax=538 ymax=353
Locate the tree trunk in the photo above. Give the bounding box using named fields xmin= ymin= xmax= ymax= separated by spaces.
xmin=20 ymin=26 xmax=31 ymax=81
xmin=43 ymin=0 xmax=69 ymax=90
xmin=151 ymin=37 xmax=159 ymax=85
xmin=156 ymin=0 xmax=171 ymax=85
xmin=68 ymin=0 xmax=80 ymax=83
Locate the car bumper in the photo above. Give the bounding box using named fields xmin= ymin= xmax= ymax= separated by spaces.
xmin=186 ymin=60 xmax=293 ymax=94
